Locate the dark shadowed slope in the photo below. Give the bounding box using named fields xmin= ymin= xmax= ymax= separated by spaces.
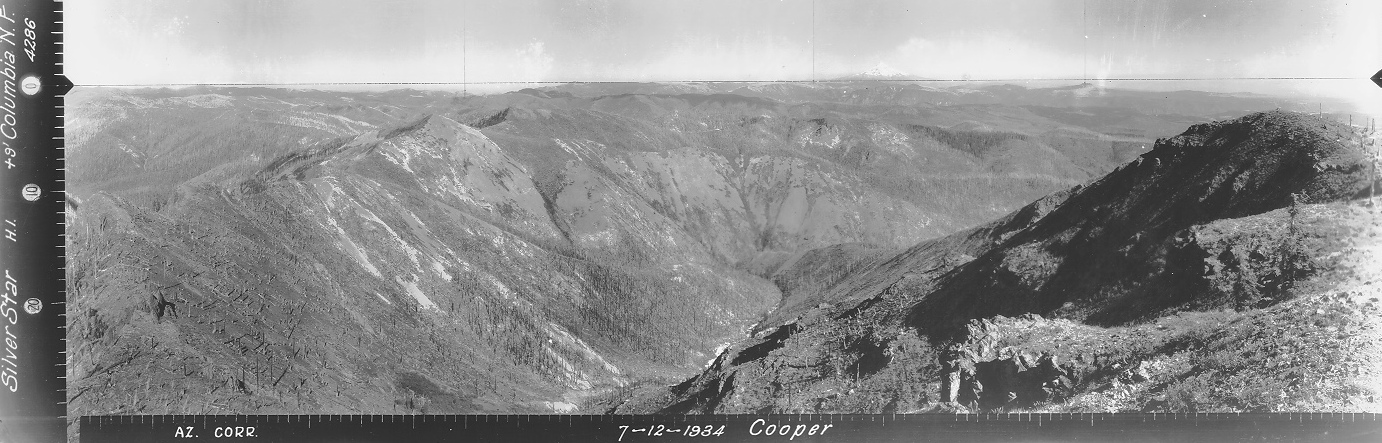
xmin=908 ymin=110 xmax=1375 ymax=333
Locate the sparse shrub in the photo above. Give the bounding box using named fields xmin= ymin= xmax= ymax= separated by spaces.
xmin=1164 ymin=374 xmax=1213 ymax=412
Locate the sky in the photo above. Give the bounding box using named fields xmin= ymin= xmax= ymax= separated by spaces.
xmin=66 ymin=0 xmax=1381 ymax=113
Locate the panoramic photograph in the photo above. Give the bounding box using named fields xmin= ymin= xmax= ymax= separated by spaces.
xmin=61 ymin=0 xmax=1379 ymax=427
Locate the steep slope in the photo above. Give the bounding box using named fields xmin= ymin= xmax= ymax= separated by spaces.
xmin=909 ymin=110 xmax=1374 ymax=332
xmin=66 ymin=115 xmax=779 ymax=419
xmin=615 ymin=110 xmax=1380 ymax=414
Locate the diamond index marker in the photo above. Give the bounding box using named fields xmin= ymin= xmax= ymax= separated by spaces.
xmin=1373 ymin=68 xmax=1382 ymax=89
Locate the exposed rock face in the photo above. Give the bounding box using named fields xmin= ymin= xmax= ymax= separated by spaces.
xmin=940 ymin=319 xmax=1079 ymax=410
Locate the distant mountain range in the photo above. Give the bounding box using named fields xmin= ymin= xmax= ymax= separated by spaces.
xmin=64 ymin=82 xmax=1378 ymax=426
xmin=834 ymin=63 xmax=916 ymax=81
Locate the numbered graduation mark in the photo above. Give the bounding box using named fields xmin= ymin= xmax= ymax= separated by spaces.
xmin=21 ymin=184 xmax=40 ymax=201
xmin=23 ymin=298 xmax=41 ymax=315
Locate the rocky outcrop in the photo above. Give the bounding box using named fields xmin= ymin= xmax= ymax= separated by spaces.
xmin=940 ymin=318 xmax=1079 ymax=411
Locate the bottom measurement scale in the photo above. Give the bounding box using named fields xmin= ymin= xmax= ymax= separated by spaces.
xmin=81 ymin=413 xmax=1382 ymax=442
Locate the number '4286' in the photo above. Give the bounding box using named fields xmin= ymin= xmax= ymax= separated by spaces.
xmin=22 ymin=17 xmax=36 ymax=62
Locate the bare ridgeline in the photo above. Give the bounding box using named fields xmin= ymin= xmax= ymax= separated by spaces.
xmin=63 ymin=82 xmax=1381 ymax=420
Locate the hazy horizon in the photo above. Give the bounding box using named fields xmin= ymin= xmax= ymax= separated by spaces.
xmin=66 ymin=0 xmax=1380 ymax=115
xmin=69 ymin=78 xmax=1374 ymax=119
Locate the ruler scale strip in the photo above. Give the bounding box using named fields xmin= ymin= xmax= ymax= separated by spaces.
xmin=77 ymin=413 xmax=1382 ymax=442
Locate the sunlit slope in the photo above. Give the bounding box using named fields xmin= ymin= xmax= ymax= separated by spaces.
xmin=67 ymin=115 xmax=779 ymax=416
